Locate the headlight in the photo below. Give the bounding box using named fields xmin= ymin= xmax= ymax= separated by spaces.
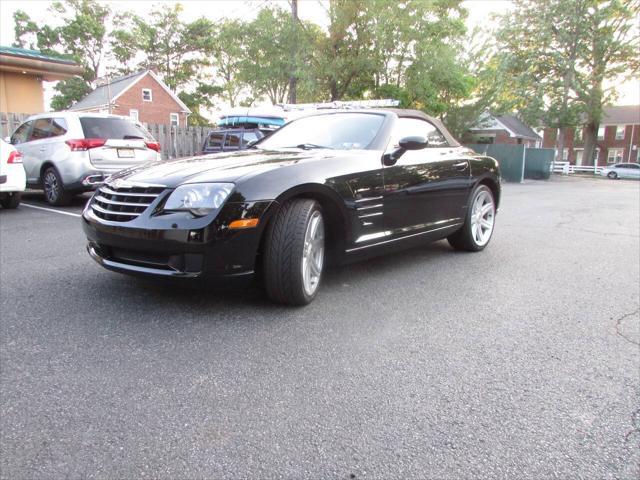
xmin=164 ymin=183 xmax=234 ymax=216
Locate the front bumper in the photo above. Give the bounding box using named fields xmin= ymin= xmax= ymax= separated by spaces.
xmin=82 ymin=199 xmax=277 ymax=281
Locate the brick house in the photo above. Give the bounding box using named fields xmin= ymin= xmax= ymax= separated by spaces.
xmin=462 ymin=113 xmax=542 ymax=147
xmin=69 ymin=70 xmax=191 ymax=127
xmin=542 ymin=105 xmax=640 ymax=166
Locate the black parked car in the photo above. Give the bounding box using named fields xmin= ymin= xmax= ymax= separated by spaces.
xmin=201 ymin=128 xmax=264 ymax=154
xmin=83 ymin=109 xmax=501 ymax=305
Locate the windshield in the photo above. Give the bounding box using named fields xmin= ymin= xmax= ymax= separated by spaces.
xmin=257 ymin=113 xmax=385 ymax=150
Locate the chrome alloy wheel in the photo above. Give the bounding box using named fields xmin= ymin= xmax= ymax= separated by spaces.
xmin=44 ymin=170 xmax=59 ymax=203
xmin=301 ymin=210 xmax=325 ymax=296
xmin=470 ymin=189 xmax=495 ymax=247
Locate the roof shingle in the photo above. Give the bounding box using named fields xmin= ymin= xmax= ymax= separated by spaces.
xmin=70 ymin=71 xmax=147 ymax=111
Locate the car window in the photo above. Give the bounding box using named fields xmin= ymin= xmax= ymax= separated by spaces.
xmin=11 ymin=121 xmax=32 ymax=145
xmin=617 ymin=164 xmax=628 ymax=169
xmin=388 ymin=118 xmax=449 ymax=149
xmin=242 ymin=130 xmax=260 ymax=147
xmin=79 ymin=117 xmax=152 ymax=140
xmin=50 ymin=118 xmax=68 ymax=137
xmin=629 ymin=164 xmax=640 ymax=169
xmin=258 ymin=113 xmax=386 ymax=150
xmin=207 ymin=132 xmax=224 ymax=149
xmin=28 ymin=118 xmax=52 ymax=141
xmin=224 ymin=132 xmax=241 ymax=149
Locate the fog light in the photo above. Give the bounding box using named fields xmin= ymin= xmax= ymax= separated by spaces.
xmin=188 ymin=230 xmax=203 ymax=242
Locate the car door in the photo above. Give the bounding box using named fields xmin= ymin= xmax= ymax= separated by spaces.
xmin=10 ymin=121 xmax=34 ymax=182
xmin=382 ymin=117 xmax=471 ymax=238
xmin=628 ymin=164 xmax=640 ymax=179
xmin=241 ymin=130 xmax=262 ymax=149
xmin=223 ymin=131 xmax=242 ymax=152
xmin=204 ymin=131 xmax=224 ymax=153
xmin=616 ymin=164 xmax=629 ymax=178
xmin=22 ymin=118 xmax=55 ymax=183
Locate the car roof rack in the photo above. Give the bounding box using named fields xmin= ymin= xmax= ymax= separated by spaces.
xmin=276 ymin=99 xmax=400 ymax=112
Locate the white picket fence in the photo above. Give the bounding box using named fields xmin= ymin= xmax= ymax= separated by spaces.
xmin=551 ymin=161 xmax=603 ymax=175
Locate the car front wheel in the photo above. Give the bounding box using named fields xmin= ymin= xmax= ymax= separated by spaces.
xmin=42 ymin=167 xmax=72 ymax=206
xmin=448 ymin=184 xmax=496 ymax=252
xmin=607 ymin=171 xmax=618 ymax=179
xmin=263 ymin=198 xmax=325 ymax=305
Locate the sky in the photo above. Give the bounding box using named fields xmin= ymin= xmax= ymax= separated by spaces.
xmin=0 ymin=0 xmax=638 ymax=110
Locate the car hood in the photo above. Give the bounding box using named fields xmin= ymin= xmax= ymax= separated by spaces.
xmin=106 ymin=149 xmax=337 ymax=188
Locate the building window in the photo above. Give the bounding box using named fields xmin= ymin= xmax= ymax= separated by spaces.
xmin=574 ymin=149 xmax=583 ymax=165
xmin=594 ymin=147 xmax=601 ymax=165
xmin=574 ymin=128 xmax=583 ymax=142
xmin=170 ymin=113 xmax=179 ymax=128
xmin=562 ymin=148 xmax=569 ymax=161
xmin=142 ymin=89 xmax=152 ymax=102
xmin=597 ymin=126 xmax=605 ymax=140
xmin=615 ymin=125 xmax=625 ymax=140
xmin=129 ymin=109 xmax=139 ymax=122
xmin=607 ymin=148 xmax=624 ymax=163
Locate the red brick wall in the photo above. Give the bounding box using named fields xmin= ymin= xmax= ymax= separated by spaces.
xmin=110 ymin=73 xmax=188 ymax=127
xmin=543 ymin=124 xmax=640 ymax=165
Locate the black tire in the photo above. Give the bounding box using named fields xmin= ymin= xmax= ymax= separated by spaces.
xmin=263 ymin=198 xmax=325 ymax=305
xmin=448 ymin=184 xmax=496 ymax=252
xmin=42 ymin=167 xmax=72 ymax=206
xmin=607 ymin=171 xmax=618 ymax=179
xmin=0 ymin=192 xmax=21 ymax=209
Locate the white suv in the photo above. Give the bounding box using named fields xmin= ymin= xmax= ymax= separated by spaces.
xmin=9 ymin=112 xmax=161 ymax=205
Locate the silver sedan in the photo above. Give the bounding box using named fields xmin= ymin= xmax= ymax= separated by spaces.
xmin=601 ymin=162 xmax=640 ymax=180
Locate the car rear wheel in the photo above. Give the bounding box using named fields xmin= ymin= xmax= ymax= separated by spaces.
xmin=263 ymin=198 xmax=325 ymax=305
xmin=43 ymin=167 xmax=72 ymax=206
xmin=607 ymin=171 xmax=618 ymax=179
xmin=0 ymin=192 xmax=21 ymax=209
xmin=448 ymin=184 xmax=496 ymax=252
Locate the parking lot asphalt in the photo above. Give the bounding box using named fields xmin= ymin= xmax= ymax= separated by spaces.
xmin=1 ymin=177 xmax=639 ymax=479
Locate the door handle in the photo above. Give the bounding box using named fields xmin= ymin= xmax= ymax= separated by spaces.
xmin=453 ymin=161 xmax=468 ymax=170
xmin=39 ymin=147 xmax=45 ymax=152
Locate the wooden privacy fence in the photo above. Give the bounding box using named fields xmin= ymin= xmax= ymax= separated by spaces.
xmin=145 ymin=123 xmax=210 ymax=160
xmin=1 ymin=112 xmax=211 ymax=160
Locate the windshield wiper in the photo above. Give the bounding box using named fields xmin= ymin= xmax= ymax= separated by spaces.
xmin=287 ymin=143 xmax=333 ymax=150
xmin=123 ymin=135 xmax=145 ymax=140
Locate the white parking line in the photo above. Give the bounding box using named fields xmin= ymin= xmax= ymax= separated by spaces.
xmin=21 ymin=203 xmax=82 ymax=218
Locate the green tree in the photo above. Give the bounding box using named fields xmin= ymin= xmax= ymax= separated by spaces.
xmin=111 ymin=4 xmax=215 ymax=91
xmin=237 ymin=7 xmax=321 ymax=104
xmin=494 ymin=0 xmax=639 ymax=163
xmin=576 ymin=0 xmax=640 ymax=165
xmin=315 ymin=0 xmax=377 ymax=101
xmin=203 ymin=20 xmax=248 ymax=107
xmin=13 ymin=0 xmax=114 ymax=109
xmin=178 ymin=84 xmax=222 ymax=126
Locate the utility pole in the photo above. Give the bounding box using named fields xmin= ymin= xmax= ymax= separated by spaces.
xmin=288 ymin=0 xmax=298 ymax=104
xmin=106 ymin=75 xmax=112 ymax=114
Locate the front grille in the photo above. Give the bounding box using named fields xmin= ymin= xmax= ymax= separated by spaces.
xmin=91 ymin=185 xmax=165 ymax=222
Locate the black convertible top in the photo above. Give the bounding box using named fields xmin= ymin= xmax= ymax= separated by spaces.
xmin=382 ymin=108 xmax=460 ymax=147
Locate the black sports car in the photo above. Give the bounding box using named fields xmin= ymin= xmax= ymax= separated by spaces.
xmin=82 ymin=109 xmax=500 ymax=305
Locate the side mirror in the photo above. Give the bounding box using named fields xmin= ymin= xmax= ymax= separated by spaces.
xmin=383 ymin=136 xmax=428 ymax=166
xmin=399 ymin=136 xmax=428 ymax=151
xmin=3 ymin=137 xmax=11 ymax=144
